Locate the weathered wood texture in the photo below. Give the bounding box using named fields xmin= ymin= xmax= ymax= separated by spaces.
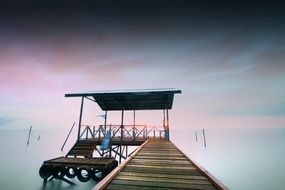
xmin=99 ymin=139 xmax=221 ymax=190
xmin=44 ymin=157 xmax=116 ymax=167
xmin=66 ymin=140 xmax=97 ymax=158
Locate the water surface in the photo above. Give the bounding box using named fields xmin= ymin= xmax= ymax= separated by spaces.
xmin=1 ymin=127 xmax=285 ymax=190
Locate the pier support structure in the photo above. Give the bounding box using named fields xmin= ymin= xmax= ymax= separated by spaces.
xmin=62 ymin=89 xmax=181 ymax=178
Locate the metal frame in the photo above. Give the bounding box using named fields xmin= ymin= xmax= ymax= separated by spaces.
xmin=70 ymin=89 xmax=181 ymax=163
xmin=77 ymin=124 xmax=166 ymax=163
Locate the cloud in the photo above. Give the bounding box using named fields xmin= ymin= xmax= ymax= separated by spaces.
xmin=1 ymin=3 xmax=285 ymax=130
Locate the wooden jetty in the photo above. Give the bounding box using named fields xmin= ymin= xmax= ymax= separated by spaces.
xmin=39 ymin=88 xmax=228 ymax=189
xmin=94 ymin=139 xmax=227 ymax=190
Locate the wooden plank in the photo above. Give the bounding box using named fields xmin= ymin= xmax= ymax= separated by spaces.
xmin=122 ymin=166 xmax=203 ymax=176
xmin=67 ymin=140 xmax=97 ymax=157
xmin=125 ymin=164 xmax=196 ymax=170
xmin=45 ymin=157 xmax=115 ymax=166
xmin=115 ymin=175 xmax=213 ymax=185
xmin=106 ymin=183 xmax=214 ymax=190
xmin=106 ymin=184 xmax=168 ymax=190
xmin=134 ymin=155 xmax=188 ymax=160
xmin=137 ymin=153 xmax=183 ymax=157
xmin=130 ymin=159 xmax=192 ymax=166
xmin=110 ymin=179 xmax=217 ymax=190
xmin=118 ymin=171 xmax=208 ymax=180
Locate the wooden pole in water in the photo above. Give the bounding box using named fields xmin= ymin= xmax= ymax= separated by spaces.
xmin=195 ymin=132 xmax=198 ymax=141
xmin=61 ymin=122 xmax=76 ymax=151
xmin=27 ymin=126 xmax=32 ymax=145
xmin=202 ymin=128 xmax=207 ymax=148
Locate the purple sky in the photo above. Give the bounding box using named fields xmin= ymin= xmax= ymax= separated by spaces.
xmin=1 ymin=1 xmax=285 ymax=130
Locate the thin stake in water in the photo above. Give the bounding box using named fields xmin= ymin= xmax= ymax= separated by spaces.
xmin=27 ymin=126 xmax=32 ymax=145
xmin=202 ymin=128 xmax=207 ymax=148
xmin=195 ymin=131 xmax=198 ymax=141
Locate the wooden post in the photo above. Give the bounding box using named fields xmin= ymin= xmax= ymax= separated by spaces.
xmin=195 ymin=132 xmax=198 ymax=141
xmin=26 ymin=126 xmax=32 ymax=145
xmin=133 ymin=110 xmax=136 ymax=139
xmin=120 ymin=109 xmax=124 ymax=163
xmin=109 ymin=122 xmax=112 ymax=158
xmin=166 ymin=108 xmax=169 ymax=140
xmin=77 ymin=96 xmax=84 ymax=140
xmin=163 ymin=109 xmax=165 ymax=127
xmin=203 ymin=128 xmax=207 ymax=148
xmin=104 ymin=110 xmax=108 ymax=129
xmin=102 ymin=110 xmax=108 ymax=156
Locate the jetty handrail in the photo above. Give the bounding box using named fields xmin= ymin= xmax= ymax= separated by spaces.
xmin=78 ymin=124 xmax=166 ymax=140
xmin=61 ymin=122 xmax=76 ymax=151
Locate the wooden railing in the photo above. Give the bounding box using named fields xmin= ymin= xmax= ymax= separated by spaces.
xmin=79 ymin=124 xmax=166 ymax=140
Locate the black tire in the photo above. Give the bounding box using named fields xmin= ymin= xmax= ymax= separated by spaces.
xmin=39 ymin=164 xmax=52 ymax=179
xmin=77 ymin=167 xmax=91 ymax=182
xmin=112 ymin=161 xmax=118 ymax=170
xmin=90 ymin=168 xmax=105 ymax=181
xmin=65 ymin=166 xmax=77 ymax=178
xmin=53 ymin=166 xmax=65 ymax=179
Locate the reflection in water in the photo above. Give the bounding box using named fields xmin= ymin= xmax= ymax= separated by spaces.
xmin=0 ymin=129 xmax=97 ymax=190
xmin=39 ymin=180 xmax=96 ymax=190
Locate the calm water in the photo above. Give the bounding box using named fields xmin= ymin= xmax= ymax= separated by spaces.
xmin=0 ymin=127 xmax=285 ymax=190
xmin=0 ymin=128 xmax=96 ymax=190
xmin=172 ymin=128 xmax=285 ymax=190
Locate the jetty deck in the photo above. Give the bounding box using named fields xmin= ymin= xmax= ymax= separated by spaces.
xmin=94 ymin=139 xmax=227 ymax=190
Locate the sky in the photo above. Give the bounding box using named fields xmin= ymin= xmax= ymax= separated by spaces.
xmin=1 ymin=0 xmax=285 ymax=130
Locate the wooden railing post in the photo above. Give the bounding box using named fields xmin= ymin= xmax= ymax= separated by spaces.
xmin=166 ymin=108 xmax=169 ymax=140
xmin=133 ymin=110 xmax=136 ymax=139
xmin=120 ymin=110 xmax=124 ymax=163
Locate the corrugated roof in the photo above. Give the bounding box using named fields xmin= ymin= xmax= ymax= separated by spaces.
xmin=65 ymin=88 xmax=181 ymax=111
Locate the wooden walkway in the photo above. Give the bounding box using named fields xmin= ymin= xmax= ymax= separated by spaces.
xmin=94 ymin=139 xmax=228 ymax=190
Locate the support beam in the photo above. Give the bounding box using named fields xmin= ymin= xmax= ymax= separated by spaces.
xmin=119 ymin=109 xmax=124 ymax=163
xmin=133 ymin=110 xmax=136 ymax=139
xmin=104 ymin=110 xmax=108 ymax=128
xmin=102 ymin=110 xmax=108 ymax=156
xmin=77 ymin=97 xmax=84 ymax=140
xmin=163 ymin=109 xmax=165 ymax=127
xmin=166 ymin=108 xmax=169 ymax=140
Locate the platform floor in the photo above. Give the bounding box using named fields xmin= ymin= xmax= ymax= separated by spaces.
xmin=44 ymin=157 xmax=116 ymax=167
xmin=79 ymin=137 xmax=148 ymax=146
xmin=94 ymin=139 xmax=226 ymax=190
